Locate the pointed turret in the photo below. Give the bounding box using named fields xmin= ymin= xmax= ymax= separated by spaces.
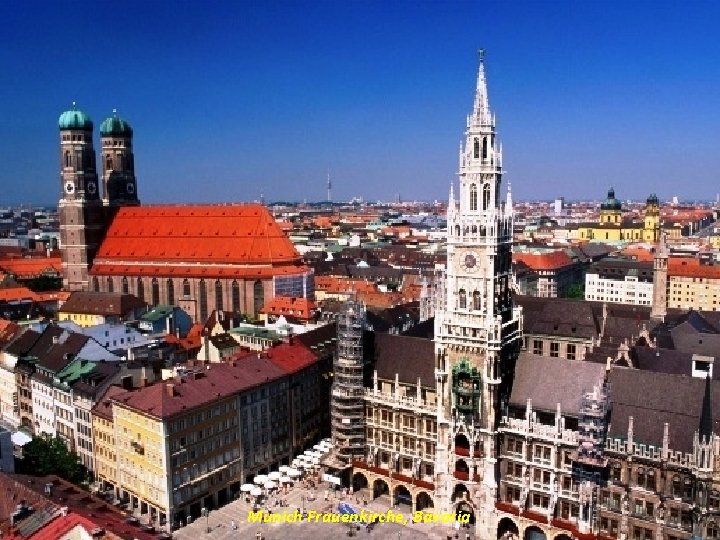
xmin=506 ymin=181 xmax=513 ymax=210
xmin=700 ymin=374 xmax=713 ymax=442
xmin=472 ymin=49 xmax=492 ymax=126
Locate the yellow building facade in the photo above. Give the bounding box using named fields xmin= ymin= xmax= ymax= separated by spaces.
xmin=575 ymin=189 xmax=661 ymax=242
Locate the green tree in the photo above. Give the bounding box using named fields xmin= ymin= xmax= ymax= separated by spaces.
xmin=17 ymin=435 xmax=88 ymax=484
xmin=565 ymin=283 xmax=584 ymax=299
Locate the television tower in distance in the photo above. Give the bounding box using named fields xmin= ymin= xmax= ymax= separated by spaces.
xmin=327 ymin=170 xmax=332 ymax=202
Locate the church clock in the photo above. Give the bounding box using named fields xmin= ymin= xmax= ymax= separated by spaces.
xmin=64 ymin=182 xmax=74 ymax=194
xmin=459 ymin=252 xmax=478 ymax=272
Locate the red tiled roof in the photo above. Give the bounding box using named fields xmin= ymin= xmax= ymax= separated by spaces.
xmin=619 ymin=246 xmax=654 ymax=262
xmin=513 ymin=250 xmax=575 ymax=271
xmin=111 ymin=356 xmax=286 ymax=419
xmin=0 ymin=257 xmax=61 ymax=279
xmin=260 ymin=296 xmax=317 ymax=320
xmin=166 ymin=323 xmax=204 ymax=351
xmin=0 ymin=320 xmax=23 ymax=348
xmin=315 ymin=276 xmax=378 ymax=294
xmin=0 ymin=286 xmax=39 ymax=302
xmin=90 ymin=263 xmax=308 ymax=279
xmin=262 ymin=340 xmax=318 ymax=375
xmin=91 ymin=385 xmax=129 ymax=421
xmin=669 ymin=257 xmax=720 ymax=279
xmin=92 ymin=205 xmax=302 ymax=269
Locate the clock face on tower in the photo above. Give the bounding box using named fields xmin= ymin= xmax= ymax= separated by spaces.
xmin=126 ymin=183 xmax=135 ymax=194
xmin=460 ymin=252 xmax=477 ymax=272
xmin=64 ymin=182 xmax=74 ymax=194
xmin=86 ymin=182 xmax=97 ymax=195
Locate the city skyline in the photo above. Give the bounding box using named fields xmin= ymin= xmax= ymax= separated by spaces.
xmin=1 ymin=0 xmax=719 ymax=205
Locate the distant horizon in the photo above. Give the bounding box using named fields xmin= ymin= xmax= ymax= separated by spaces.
xmin=2 ymin=0 xmax=719 ymax=205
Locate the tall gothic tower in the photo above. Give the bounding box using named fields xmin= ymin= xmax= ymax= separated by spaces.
xmin=58 ymin=104 xmax=106 ymax=291
xmin=433 ymin=52 xmax=523 ymax=534
xmin=650 ymin=232 xmax=668 ymax=320
xmin=100 ymin=110 xmax=140 ymax=211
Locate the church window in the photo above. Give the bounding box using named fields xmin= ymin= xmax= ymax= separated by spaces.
xmin=106 ymin=277 xmax=114 ymax=293
xmin=482 ymin=184 xmax=491 ymax=210
xmin=136 ymin=278 xmax=145 ymax=301
xmin=231 ymin=281 xmax=240 ymax=313
xmin=473 ymin=138 xmax=479 ymax=159
xmin=167 ymin=279 xmax=175 ymax=305
xmin=151 ymin=278 xmax=160 ymax=306
xmin=64 ymin=151 xmax=71 ymax=168
xmin=183 ymin=279 xmax=191 ymax=297
xmin=215 ymin=280 xmax=224 ymax=311
xmin=199 ymin=280 xmax=208 ymax=323
xmin=458 ymin=289 xmax=467 ymax=309
xmin=482 ymin=137 xmax=488 ymax=160
xmin=253 ymin=280 xmax=264 ymax=317
xmin=121 ymin=277 xmax=129 ymax=294
xmin=472 ymin=291 xmax=481 ymax=310
xmin=469 ymin=184 xmax=478 ymax=211
xmin=92 ymin=277 xmax=99 ymax=292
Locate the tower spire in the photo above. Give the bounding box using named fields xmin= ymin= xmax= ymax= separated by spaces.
xmin=700 ymin=374 xmax=713 ymax=441
xmin=473 ymin=48 xmax=491 ymax=125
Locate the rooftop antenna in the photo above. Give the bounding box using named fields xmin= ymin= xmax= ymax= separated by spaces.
xmin=327 ymin=169 xmax=332 ymax=203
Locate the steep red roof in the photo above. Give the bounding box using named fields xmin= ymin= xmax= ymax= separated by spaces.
xmin=262 ymin=340 xmax=319 ymax=375
xmin=91 ymin=206 xmax=303 ymax=275
xmin=0 ymin=320 xmax=22 ymax=348
xmin=669 ymin=257 xmax=720 ymax=279
xmin=260 ymin=296 xmax=317 ymax=320
xmin=513 ymin=250 xmax=575 ymax=271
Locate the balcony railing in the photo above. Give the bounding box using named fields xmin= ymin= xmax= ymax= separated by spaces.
xmin=364 ymin=389 xmax=435 ymax=414
xmin=500 ymin=416 xmax=579 ymax=445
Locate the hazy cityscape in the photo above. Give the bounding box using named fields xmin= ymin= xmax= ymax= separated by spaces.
xmin=1 ymin=2 xmax=720 ymax=540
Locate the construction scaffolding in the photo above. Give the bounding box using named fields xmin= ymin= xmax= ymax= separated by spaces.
xmin=330 ymin=301 xmax=367 ymax=463
xmin=573 ymin=381 xmax=610 ymax=481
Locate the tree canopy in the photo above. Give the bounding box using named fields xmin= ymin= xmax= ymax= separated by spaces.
xmin=17 ymin=435 xmax=88 ymax=484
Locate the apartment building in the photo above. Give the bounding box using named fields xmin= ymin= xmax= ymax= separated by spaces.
xmin=585 ymin=259 xmax=653 ymax=306
xmin=668 ymin=258 xmax=720 ymax=311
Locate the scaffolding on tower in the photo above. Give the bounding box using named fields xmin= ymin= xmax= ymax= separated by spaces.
xmin=572 ymin=381 xmax=610 ymax=483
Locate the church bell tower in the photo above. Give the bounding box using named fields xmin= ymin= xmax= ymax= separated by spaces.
xmin=433 ymin=51 xmax=523 ymax=534
xmin=58 ymin=103 xmax=106 ymax=291
xmin=100 ymin=110 xmax=140 ymax=212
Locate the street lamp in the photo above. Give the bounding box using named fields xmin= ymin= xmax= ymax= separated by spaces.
xmin=201 ymin=507 xmax=210 ymax=534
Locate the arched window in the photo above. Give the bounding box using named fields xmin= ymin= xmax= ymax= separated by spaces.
xmin=151 ymin=278 xmax=159 ymax=306
xmin=64 ymin=151 xmax=71 ymax=168
xmin=455 ymin=225 xmax=460 ymax=237
xmin=183 ymin=278 xmax=191 ymax=297
xmin=199 ymin=280 xmax=208 ymax=322
xmin=136 ymin=278 xmax=144 ymax=301
xmin=121 ymin=277 xmax=129 ymax=294
xmin=482 ymin=137 xmax=488 ymax=160
xmin=92 ymin=277 xmax=99 ymax=292
xmin=473 ymin=138 xmax=479 ymax=159
xmin=106 ymin=277 xmax=114 ymax=293
xmin=473 ymin=291 xmax=481 ymax=310
xmin=482 ymin=184 xmax=491 ymax=210
xmin=458 ymin=289 xmax=467 ymax=309
xmin=636 ymin=467 xmax=646 ymax=489
xmin=253 ymin=280 xmax=264 ymax=316
xmin=167 ymin=279 xmax=175 ymax=305
xmin=215 ymin=280 xmax=224 ymax=311
xmin=231 ymin=280 xmax=240 ymax=313
xmin=469 ymin=184 xmax=478 ymax=211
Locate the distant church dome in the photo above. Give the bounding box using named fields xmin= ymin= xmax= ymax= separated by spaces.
xmin=58 ymin=103 xmax=93 ymax=131
xmin=600 ymin=187 xmax=622 ymax=211
xmin=646 ymin=193 xmax=659 ymax=206
xmin=100 ymin=110 xmax=133 ymax=137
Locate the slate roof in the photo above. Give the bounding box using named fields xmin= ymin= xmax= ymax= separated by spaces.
xmin=372 ymin=332 xmax=435 ymax=387
xmin=509 ymin=352 xmax=606 ymax=416
xmin=59 ymin=291 xmax=146 ymax=317
xmin=2 ymin=328 xmax=41 ymax=356
xmin=607 ymin=369 xmax=720 ymax=453
xmin=633 ymin=347 xmax=720 ymax=379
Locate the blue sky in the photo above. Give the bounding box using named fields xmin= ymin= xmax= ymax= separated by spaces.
xmin=1 ymin=0 xmax=719 ymax=205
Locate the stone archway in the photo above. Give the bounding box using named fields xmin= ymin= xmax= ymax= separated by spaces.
xmin=352 ymin=472 xmax=368 ymax=491
xmin=373 ymin=478 xmax=389 ymax=499
xmin=393 ymin=485 xmax=412 ymax=509
xmin=524 ymin=526 xmax=547 ymax=540
xmin=452 ymin=483 xmax=469 ymax=502
xmin=497 ymin=516 xmax=519 ymax=539
xmin=455 ymin=501 xmax=475 ymax=525
xmin=416 ymin=491 xmax=434 ymax=511
xmin=455 ymin=433 xmax=470 ymax=454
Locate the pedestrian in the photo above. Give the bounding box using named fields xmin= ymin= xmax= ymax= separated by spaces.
xmin=230 ymin=519 xmax=236 ymax=530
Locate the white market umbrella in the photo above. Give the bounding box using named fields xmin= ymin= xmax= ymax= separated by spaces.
xmin=264 ymin=481 xmax=277 ymax=490
xmin=241 ymin=484 xmax=255 ymax=492
xmin=287 ymin=469 xmax=301 ymax=478
xmin=279 ymin=465 xmax=291 ymax=474
xmin=268 ymin=471 xmax=282 ymax=481
xmin=251 ymin=487 xmax=263 ymax=497
xmin=313 ymin=444 xmax=324 ymax=451
xmin=280 ymin=476 xmax=293 ymax=484
xmin=254 ymin=475 xmax=268 ymax=485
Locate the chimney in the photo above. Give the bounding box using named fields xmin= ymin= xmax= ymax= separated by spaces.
xmin=165 ymin=383 xmax=175 ymax=397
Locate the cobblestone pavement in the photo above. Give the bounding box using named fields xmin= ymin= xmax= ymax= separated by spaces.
xmin=170 ymin=484 xmax=472 ymax=540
